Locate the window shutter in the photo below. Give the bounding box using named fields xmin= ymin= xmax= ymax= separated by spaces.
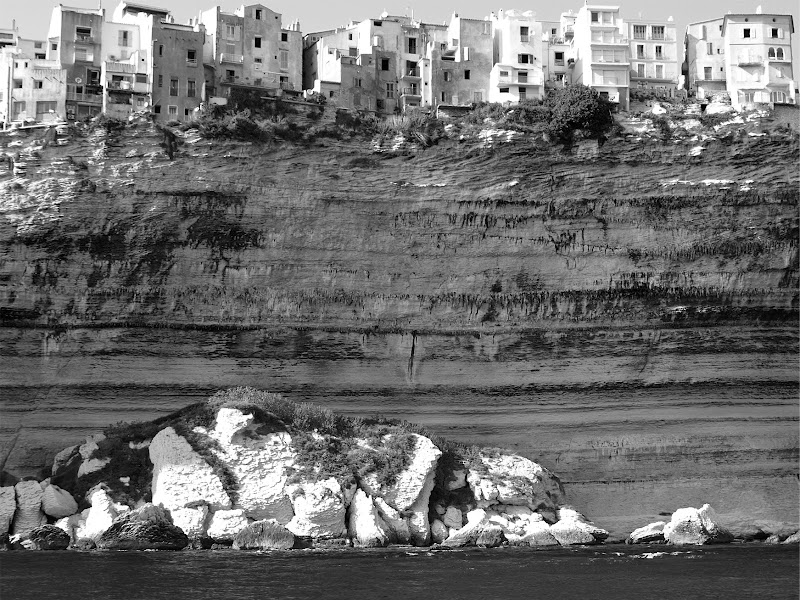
xmin=463 ymin=46 xmax=469 ymax=61
xmin=235 ymin=26 xmax=241 ymax=41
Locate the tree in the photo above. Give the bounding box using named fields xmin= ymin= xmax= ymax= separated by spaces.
xmin=545 ymin=84 xmax=614 ymax=143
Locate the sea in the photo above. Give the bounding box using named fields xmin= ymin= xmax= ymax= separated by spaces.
xmin=1 ymin=544 xmax=797 ymax=600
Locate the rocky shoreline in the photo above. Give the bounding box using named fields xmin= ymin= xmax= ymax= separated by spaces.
xmin=1 ymin=387 xmax=797 ymax=553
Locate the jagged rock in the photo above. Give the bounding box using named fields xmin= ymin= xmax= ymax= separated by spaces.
xmin=517 ymin=520 xmax=560 ymax=546
xmin=443 ymin=509 xmax=489 ymax=547
xmin=446 ymin=469 xmax=467 ymax=491
xmin=74 ymin=538 xmax=96 ymax=550
xmin=348 ymin=489 xmax=389 ymax=548
xmin=550 ymin=508 xmax=609 ymax=546
xmin=41 ymin=483 xmax=78 ymax=519
xmin=76 ymin=435 xmax=111 ymax=478
xmin=782 ymin=532 xmax=800 ymax=544
xmin=206 ymin=509 xmax=248 ymax=541
xmin=627 ymin=521 xmax=666 ymax=544
xmin=26 ymin=525 xmax=70 ymax=550
xmin=51 ymin=445 xmax=80 ymax=479
xmin=232 ymin=520 xmax=296 ymax=550
xmin=373 ymin=497 xmax=411 ymax=544
xmin=285 ymin=478 xmax=347 ymax=539
xmin=202 ymin=408 xmax=296 ymax=523
xmin=55 ymin=511 xmax=88 ymax=544
xmin=170 ymin=506 xmax=209 ymax=539
xmin=431 ymin=519 xmax=448 ymax=544
xmin=149 ymin=427 xmax=231 ymax=511
xmin=0 ymin=487 xmax=15 ymax=536
xmin=476 ymin=524 xmax=505 ymax=548
xmin=443 ymin=506 xmax=463 ymax=530
xmin=76 ymin=487 xmax=127 ymax=541
xmin=466 ymin=452 xmax=564 ymax=518
xmin=764 ymin=534 xmax=782 ymax=544
xmin=663 ymin=504 xmax=732 ymax=545
xmin=407 ymin=466 xmax=436 ymax=546
xmin=96 ymin=503 xmax=188 ymax=550
xmin=11 ymin=481 xmax=46 ymax=536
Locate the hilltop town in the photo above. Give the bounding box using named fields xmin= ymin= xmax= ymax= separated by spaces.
xmin=0 ymin=1 xmax=796 ymax=126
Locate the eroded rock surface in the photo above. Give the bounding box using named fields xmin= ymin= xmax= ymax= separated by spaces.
xmin=11 ymin=481 xmax=45 ymax=536
xmin=232 ymin=520 xmax=296 ymax=550
xmin=96 ymin=504 xmax=188 ymax=551
xmin=663 ymin=504 xmax=733 ymax=545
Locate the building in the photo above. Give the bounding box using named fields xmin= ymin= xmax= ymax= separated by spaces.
xmin=47 ymin=5 xmax=106 ymax=121
xmin=199 ymin=4 xmax=302 ymax=102
xmin=567 ymin=4 xmax=630 ymax=109
xmin=1 ymin=36 xmax=66 ymax=124
xmin=101 ymin=5 xmax=152 ymax=119
xmin=683 ymin=17 xmax=727 ymax=100
xmin=722 ymin=12 xmax=795 ymax=109
xmin=626 ymin=16 xmax=679 ymax=96
xmin=541 ymin=13 xmax=575 ymax=91
xmin=488 ymin=10 xmax=545 ymax=103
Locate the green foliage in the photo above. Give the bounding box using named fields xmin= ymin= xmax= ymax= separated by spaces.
xmin=649 ymin=114 xmax=672 ymax=140
xmin=700 ymin=112 xmax=728 ymax=128
xmin=545 ymin=84 xmax=614 ymax=142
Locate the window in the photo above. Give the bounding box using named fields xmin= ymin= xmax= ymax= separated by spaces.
xmin=743 ymin=28 xmax=751 ymax=38
xmin=51 ymin=43 xmax=58 ymax=51
xmin=386 ymin=82 xmax=394 ymax=98
xmin=551 ymin=28 xmax=557 ymax=35
xmin=159 ymin=44 xmax=163 ymax=56
xmin=158 ymin=74 xmax=163 ymax=87
xmin=591 ymin=11 xmax=599 ymax=23
xmin=655 ymin=64 xmax=663 ymax=78
xmin=35 ymin=53 xmax=45 ymax=59
xmin=348 ymin=33 xmax=353 ymax=40
xmin=376 ymin=99 xmax=385 ymax=110
xmin=13 ymin=79 xmax=22 ymax=89
xmin=463 ymin=47 xmax=470 ymax=60
xmin=329 ymin=90 xmax=335 ymax=98
xmin=353 ymin=77 xmax=362 ymax=87
xmin=75 ymin=27 xmax=92 ymax=41
xmin=554 ymin=51 xmax=564 ymax=66
xmin=226 ymin=69 xmax=235 ymax=79
xmin=464 ymin=69 xmax=470 ymax=79
xmin=499 ymin=70 xmax=509 ymax=77
xmin=777 ymin=48 xmax=784 ymax=60
xmin=518 ymin=87 xmax=526 ymax=100
xmin=33 ymin=79 xmax=43 ymax=89
xmin=440 ymin=92 xmax=446 ymax=102
xmin=443 ymin=71 xmax=452 ymax=82
xmin=36 ymin=101 xmax=57 ymax=120
xmin=408 ymin=38 xmax=417 ymax=54
xmin=187 ymin=79 xmax=196 ymax=97
xmin=184 ymin=108 xmax=190 ymax=116
xmin=154 ymin=105 xmax=161 ymax=114
xmin=473 ymin=91 xmax=482 ymax=102
xmin=281 ymin=32 xmax=288 ymax=42
xmin=373 ymin=35 xmax=383 ymax=48
xmin=74 ymin=46 xmax=91 ymax=62
xmin=707 ymin=43 xmax=713 ymax=55
xmin=280 ymin=49 xmax=288 ymax=70
xmin=225 ymin=42 xmax=236 ymax=54
xmin=440 ymin=43 xmax=446 ymax=52
xmin=768 ymin=47 xmax=776 ymax=59
xmin=633 ymin=25 xmax=646 ymax=39
xmin=169 ymin=78 xmax=178 ymax=96
xmin=136 ymin=73 xmax=147 ymax=83
xmin=381 ymin=58 xmax=389 ymax=71
xmin=255 ymin=9 xmax=262 ymax=19
xmin=651 ymin=26 xmax=664 ymax=40
xmin=518 ymin=54 xmax=533 ymax=63
xmin=226 ymin=25 xmax=236 ymax=39
xmin=12 ymin=101 xmax=26 ymax=119
xmin=636 ymin=64 xmax=645 ymax=77
xmin=499 ymin=87 xmax=509 ymax=93
xmin=520 ymin=26 xmax=529 ymax=42
xmin=118 ymin=30 xmax=131 ymax=47
xmin=255 ymin=57 xmax=263 ymax=64
xmin=186 ymin=49 xmax=197 ymax=65
xmin=771 ymin=27 xmax=780 ymax=38
xmin=518 ymin=70 xmax=528 ymax=83
xmin=254 ymin=36 xmax=261 ymax=48
xmin=771 ymin=91 xmax=786 ymax=103
xmin=34 ymin=42 xmax=42 ymax=49
xmin=655 ymin=45 xmax=663 ymax=60
xmin=168 ymin=105 xmax=177 ymax=118
xmin=374 ymin=20 xmax=382 ymax=26
xmin=348 ymin=47 xmax=357 ymax=57
xmin=452 ymin=38 xmax=458 ymax=46
xmin=704 ymin=66 xmax=712 ymax=80
xmin=637 ymin=44 xmax=645 ymax=59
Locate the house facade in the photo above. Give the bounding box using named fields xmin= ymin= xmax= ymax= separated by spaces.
xmin=0 ymin=37 xmax=66 ymax=124
xmin=626 ymin=17 xmax=679 ymax=96
xmin=684 ymin=18 xmax=728 ymax=100
xmin=489 ymin=10 xmax=545 ymax=103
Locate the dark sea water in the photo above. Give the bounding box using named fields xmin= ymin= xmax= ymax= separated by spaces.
xmin=1 ymin=545 xmax=797 ymax=600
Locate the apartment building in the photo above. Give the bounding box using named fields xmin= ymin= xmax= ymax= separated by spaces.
xmin=568 ymin=4 xmax=630 ymax=109
xmin=489 ymin=10 xmax=544 ymax=103
xmin=0 ymin=37 xmax=66 ymax=124
xmin=722 ymin=13 xmax=795 ymax=109
xmin=683 ymin=18 xmax=727 ymax=100
xmin=47 ymin=5 xmax=106 ymax=121
xmin=430 ymin=14 xmax=493 ymax=106
xmin=541 ymin=13 xmax=575 ymax=91
xmin=150 ymin=18 xmax=206 ymax=121
xmin=626 ymin=17 xmax=679 ymax=95
xmin=101 ymin=11 xmax=150 ymax=119
xmin=199 ymin=4 xmax=302 ymax=100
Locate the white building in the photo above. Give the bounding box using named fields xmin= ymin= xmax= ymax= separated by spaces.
xmin=489 ymin=9 xmax=544 ymax=103
xmin=626 ymin=17 xmax=679 ymax=96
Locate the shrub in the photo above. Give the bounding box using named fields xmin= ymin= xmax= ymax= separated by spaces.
xmin=545 ymin=84 xmax=614 ymax=142
xmin=649 ymin=114 xmax=672 ymax=140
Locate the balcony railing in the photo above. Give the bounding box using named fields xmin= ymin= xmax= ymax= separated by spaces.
xmin=75 ymin=34 xmax=94 ymax=43
xmin=106 ymin=80 xmax=132 ymax=91
xmin=520 ymin=35 xmax=529 ymax=43
xmin=554 ymin=59 xmax=565 ymax=66
xmin=738 ymin=56 xmax=763 ymax=66
xmin=106 ymin=61 xmax=136 ymax=73
xmin=67 ymin=90 xmax=102 ymax=103
xmin=220 ymin=53 xmax=244 ymax=64
xmin=401 ymin=86 xmax=420 ymax=96
xmin=186 ymin=58 xmax=198 ymax=67
xmin=402 ymin=67 xmax=420 ymax=78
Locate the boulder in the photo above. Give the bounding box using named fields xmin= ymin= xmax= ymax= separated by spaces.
xmin=41 ymin=483 xmax=78 ymax=519
xmin=26 ymin=525 xmax=70 ymax=550
xmin=476 ymin=524 xmax=505 ymax=548
xmin=373 ymin=497 xmax=411 ymax=544
xmin=202 ymin=408 xmax=296 ymax=523
xmin=443 ymin=509 xmax=489 ymax=548
xmin=285 ymin=478 xmax=347 ymax=540
xmin=149 ymin=427 xmax=231 ymax=511
xmin=76 ymin=435 xmax=111 ymax=478
xmin=232 ymin=520 xmax=296 ymax=550
xmin=73 ymin=538 xmax=96 ymax=550
xmin=663 ymin=504 xmax=732 ymax=545
xmin=55 ymin=511 xmax=88 ymax=544
xmin=764 ymin=534 xmax=782 ymax=545
xmin=96 ymin=503 xmax=188 ymax=550
xmin=348 ymin=489 xmax=389 ymax=548
xmin=11 ymin=481 xmax=46 ymax=536
xmin=626 ymin=521 xmax=666 ymax=544
xmin=550 ymin=508 xmax=609 ymax=546
xmin=443 ymin=506 xmax=463 ymax=530
xmin=206 ymin=509 xmax=248 ymax=541
xmin=0 ymin=487 xmax=15 ymax=536
xmin=430 ymin=519 xmax=448 ymax=544
xmin=51 ymin=445 xmax=80 ymax=477
xmin=446 ymin=469 xmax=467 ymax=491
xmin=782 ymin=532 xmax=800 ymax=544
xmin=517 ymin=520 xmax=560 ymax=546
xmin=466 ymin=452 xmax=564 ymax=518
xmin=407 ymin=466 xmax=436 ymax=545
xmin=76 ymin=487 xmax=127 ymax=541
xmin=170 ymin=506 xmax=209 ymax=539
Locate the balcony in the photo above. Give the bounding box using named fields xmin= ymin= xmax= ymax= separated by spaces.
xmin=401 ymin=86 xmax=420 ymax=97
xmin=220 ymin=53 xmax=244 ymax=64
xmin=186 ymin=58 xmax=198 ymax=67
xmin=280 ymin=81 xmax=295 ymax=91
xmin=564 ymin=25 xmax=574 ymax=36
xmin=106 ymin=61 xmax=136 ymax=73
xmin=520 ymin=35 xmax=530 ymax=43
xmin=738 ymin=56 xmax=763 ymax=66
xmin=75 ymin=34 xmax=94 ymax=43
xmin=67 ymin=90 xmax=102 ymax=103
xmin=106 ymin=80 xmax=133 ymax=91
xmin=401 ymin=67 xmax=420 ymax=78
xmin=591 ymin=35 xmax=628 ymax=45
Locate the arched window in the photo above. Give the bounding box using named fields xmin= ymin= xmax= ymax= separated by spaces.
xmin=768 ymin=47 xmax=776 ymax=58
xmin=776 ymin=48 xmax=784 ymax=60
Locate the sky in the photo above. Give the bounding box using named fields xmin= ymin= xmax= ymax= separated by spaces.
xmin=5 ymin=0 xmax=800 ymax=64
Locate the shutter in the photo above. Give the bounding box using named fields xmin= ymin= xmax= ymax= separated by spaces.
xmin=235 ymin=26 xmax=241 ymax=41
xmin=463 ymin=46 xmax=469 ymax=61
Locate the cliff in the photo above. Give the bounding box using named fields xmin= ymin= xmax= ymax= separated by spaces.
xmin=0 ymin=109 xmax=798 ymax=538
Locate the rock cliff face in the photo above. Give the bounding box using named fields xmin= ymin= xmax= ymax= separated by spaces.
xmin=0 ymin=114 xmax=797 ymax=538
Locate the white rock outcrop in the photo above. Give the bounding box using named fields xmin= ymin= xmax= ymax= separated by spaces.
xmin=549 ymin=507 xmax=609 ymax=546
xmin=206 ymin=508 xmax=248 ymax=541
xmin=149 ymin=426 xmax=231 ymax=511
xmin=627 ymin=521 xmax=666 ymax=544
xmin=203 ymin=408 xmax=296 ymax=523
xmin=11 ymin=481 xmax=46 ymax=536
xmin=348 ymin=489 xmax=389 ymax=548
xmin=170 ymin=505 xmax=209 ymax=538
xmin=373 ymin=497 xmax=411 ymax=544
xmin=75 ymin=487 xmax=128 ymax=541
xmin=443 ymin=509 xmax=489 ymax=547
xmin=285 ymin=478 xmax=347 ymax=539
xmin=467 ymin=452 xmax=563 ymax=518
xmin=407 ymin=467 xmax=437 ymax=546
xmin=516 ymin=520 xmax=560 ymax=546
xmin=663 ymin=504 xmax=732 ymax=545
xmin=0 ymin=486 xmax=16 ymax=536
xmin=77 ymin=434 xmax=111 ymax=478
xmin=41 ymin=483 xmax=79 ymax=519
xmin=55 ymin=510 xmax=88 ymax=544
